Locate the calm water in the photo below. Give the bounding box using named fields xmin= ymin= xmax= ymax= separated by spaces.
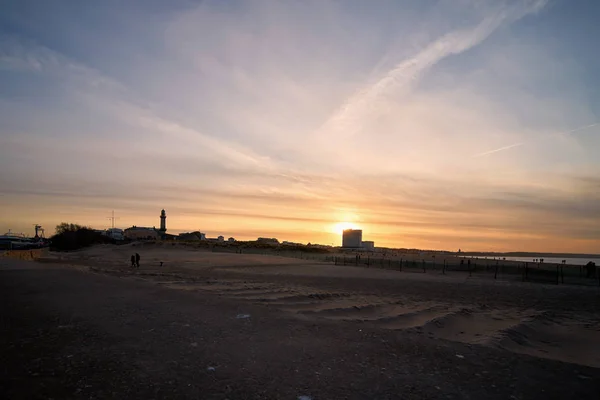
xmin=478 ymin=257 xmax=600 ymax=266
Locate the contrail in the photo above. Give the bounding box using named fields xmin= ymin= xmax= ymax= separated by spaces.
xmin=557 ymin=122 xmax=599 ymax=136
xmin=314 ymin=0 xmax=548 ymax=141
xmin=472 ymin=122 xmax=599 ymax=158
xmin=473 ymin=142 xmax=524 ymax=158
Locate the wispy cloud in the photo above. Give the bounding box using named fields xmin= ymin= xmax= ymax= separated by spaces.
xmin=2 ymin=0 xmax=600 ymax=252
xmin=316 ymin=0 xmax=549 ymax=142
xmin=0 ymin=35 xmax=276 ymax=173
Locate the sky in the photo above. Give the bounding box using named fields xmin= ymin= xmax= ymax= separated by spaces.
xmin=1 ymin=0 xmax=599 ymax=253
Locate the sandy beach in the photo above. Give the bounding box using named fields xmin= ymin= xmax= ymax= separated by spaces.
xmin=43 ymin=243 xmax=600 ymax=369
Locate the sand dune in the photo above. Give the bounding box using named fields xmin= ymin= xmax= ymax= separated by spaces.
xmin=491 ymin=312 xmax=600 ymax=367
xmin=166 ymin=278 xmax=600 ymax=367
xmin=415 ymin=307 xmax=528 ymax=344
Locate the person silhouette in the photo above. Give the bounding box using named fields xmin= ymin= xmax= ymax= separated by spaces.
xmin=135 ymin=253 xmax=140 ymax=268
xmin=130 ymin=255 xmax=136 ymax=268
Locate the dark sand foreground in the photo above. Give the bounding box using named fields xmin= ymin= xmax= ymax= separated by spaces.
xmin=2 ymin=244 xmax=599 ymax=399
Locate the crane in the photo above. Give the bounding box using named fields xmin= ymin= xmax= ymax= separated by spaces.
xmin=33 ymin=224 xmax=45 ymax=239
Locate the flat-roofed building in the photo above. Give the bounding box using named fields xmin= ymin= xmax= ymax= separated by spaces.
xmin=124 ymin=226 xmax=158 ymax=240
xmin=342 ymin=229 xmax=362 ymax=248
xmin=361 ymin=241 xmax=375 ymax=251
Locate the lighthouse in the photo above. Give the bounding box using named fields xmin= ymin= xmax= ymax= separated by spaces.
xmin=159 ymin=209 xmax=167 ymax=238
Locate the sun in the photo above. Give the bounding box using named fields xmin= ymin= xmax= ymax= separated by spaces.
xmin=333 ymin=221 xmax=359 ymax=235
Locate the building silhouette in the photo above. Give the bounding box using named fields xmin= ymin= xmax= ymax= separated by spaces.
xmin=342 ymin=229 xmax=362 ymax=248
xmin=361 ymin=241 xmax=375 ymax=251
xmin=158 ymin=209 xmax=167 ymax=239
xmin=124 ymin=209 xmax=169 ymax=241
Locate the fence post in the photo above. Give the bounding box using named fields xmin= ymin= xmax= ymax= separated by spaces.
xmin=494 ymin=263 xmax=499 ymax=280
xmin=399 ymin=259 xmax=403 ymax=271
xmin=422 ymin=259 xmax=426 ymax=273
xmin=442 ymin=259 xmax=446 ymax=275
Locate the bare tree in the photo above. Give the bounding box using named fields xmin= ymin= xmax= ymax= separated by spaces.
xmin=55 ymin=222 xmax=89 ymax=235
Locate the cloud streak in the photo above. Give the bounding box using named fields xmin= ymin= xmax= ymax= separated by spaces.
xmin=0 ymin=35 xmax=277 ymax=173
xmin=316 ymin=0 xmax=549 ymax=141
xmin=473 ymin=122 xmax=599 ymax=158
xmin=1 ymin=0 xmax=599 ymax=253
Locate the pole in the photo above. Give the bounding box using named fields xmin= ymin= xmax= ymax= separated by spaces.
xmin=107 ymin=210 xmax=119 ymax=230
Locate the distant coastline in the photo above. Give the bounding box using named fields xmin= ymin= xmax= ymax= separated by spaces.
xmin=459 ymin=252 xmax=600 ymax=259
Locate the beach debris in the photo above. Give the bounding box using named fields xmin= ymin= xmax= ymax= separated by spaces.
xmin=236 ymin=314 xmax=251 ymax=319
xmin=298 ymin=396 xmax=312 ymax=400
xmin=207 ymin=366 xmax=216 ymax=372
xmin=455 ymin=354 xmax=465 ymax=359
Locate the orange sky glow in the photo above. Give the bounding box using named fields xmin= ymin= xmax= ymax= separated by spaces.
xmin=1 ymin=1 xmax=599 ymax=254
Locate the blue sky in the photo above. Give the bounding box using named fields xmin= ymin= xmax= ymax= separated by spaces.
xmin=1 ymin=0 xmax=599 ymax=252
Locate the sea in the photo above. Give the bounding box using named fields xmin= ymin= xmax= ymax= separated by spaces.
xmin=481 ymin=256 xmax=600 ymax=266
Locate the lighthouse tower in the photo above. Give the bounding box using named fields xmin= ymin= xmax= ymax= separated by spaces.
xmin=159 ymin=209 xmax=167 ymax=238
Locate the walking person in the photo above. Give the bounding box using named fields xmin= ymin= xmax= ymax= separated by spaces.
xmin=130 ymin=254 xmax=136 ymax=268
xmin=135 ymin=253 xmax=140 ymax=268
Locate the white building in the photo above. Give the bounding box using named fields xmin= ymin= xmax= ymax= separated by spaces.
xmin=104 ymin=228 xmax=124 ymax=241
xmin=217 ymin=235 xmax=225 ymax=242
xmin=342 ymin=229 xmax=362 ymax=248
